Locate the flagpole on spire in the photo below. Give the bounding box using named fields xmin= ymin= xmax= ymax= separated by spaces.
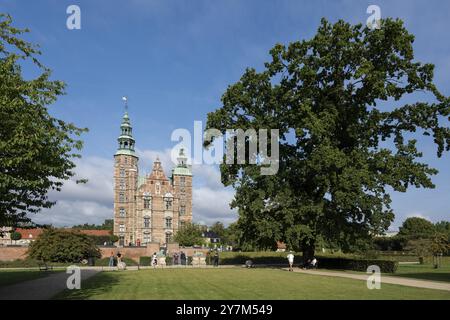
xmin=122 ymin=96 xmax=128 ymax=112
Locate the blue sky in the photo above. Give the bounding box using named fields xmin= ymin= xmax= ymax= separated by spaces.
xmin=1 ymin=0 xmax=449 ymax=228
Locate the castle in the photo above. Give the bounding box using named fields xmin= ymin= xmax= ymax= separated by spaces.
xmin=113 ymin=110 xmax=192 ymax=247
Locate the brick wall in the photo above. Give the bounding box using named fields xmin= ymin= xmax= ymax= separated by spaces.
xmin=0 ymin=246 xmax=28 ymax=261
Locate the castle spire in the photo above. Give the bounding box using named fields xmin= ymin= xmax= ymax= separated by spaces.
xmin=115 ymin=97 xmax=136 ymax=157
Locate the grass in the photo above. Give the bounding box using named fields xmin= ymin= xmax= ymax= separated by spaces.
xmin=0 ymin=270 xmax=60 ymax=287
xmin=394 ymin=264 xmax=450 ymax=283
xmin=54 ymin=268 xmax=450 ymax=300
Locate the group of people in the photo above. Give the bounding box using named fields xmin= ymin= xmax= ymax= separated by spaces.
xmin=108 ymin=251 xmax=126 ymax=269
xmin=287 ymin=252 xmax=318 ymax=271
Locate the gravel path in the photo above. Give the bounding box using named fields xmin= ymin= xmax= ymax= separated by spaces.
xmin=287 ymin=268 xmax=450 ymax=292
xmin=0 ymin=269 xmax=99 ymax=300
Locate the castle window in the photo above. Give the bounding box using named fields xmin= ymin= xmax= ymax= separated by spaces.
xmin=179 ymin=220 xmax=186 ymax=228
xmin=143 ymin=234 xmax=151 ymax=244
xmin=164 ymin=198 xmax=173 ymax=210
xmin=119 ymin=224 xmax=125 ymax=232
xmin=165 ymin=217 xmax=172 ymax=229
xmin=155 ymin=182 xmax=161 ymax=195
xmin=144 ymin=217 xmax=150 ymax=228
xmin=180 ymin=205 xmax=186 ymax=216
xmin=180 ymin=177 xmax=186 ymax=187
xmin=125 ymin=157 xmax=128 ymax=164
xmin=143 ymin=196 xmax=151 ymax=209
xmin=120 ymin=169 xmax=125 ymax=177
xmin=120 ymin=179 xmax=125 ymax=190
xmin=119 ymin=192 xmax=125 ymax=203
xmin=119 ymin=208 xmax=126 ymax=217
xmin=165 ymin=232 xmax=172 ymax=244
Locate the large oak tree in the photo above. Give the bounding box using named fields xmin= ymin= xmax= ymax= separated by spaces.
xmin=206 ymin=19 xmax=449 ymax=259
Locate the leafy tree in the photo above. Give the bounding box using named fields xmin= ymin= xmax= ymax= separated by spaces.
xmin=209 ymin=221 xmax=226 ymax=243
xmin=0 ymin=14 xmax=87 ymax=227
xmin=435 ymin=220 xmax=450 ymax=241
xmin=174 ymin=223 xmax=204 ymax=247
xmin=28 ymin=229 xmax=101 ymax=263
xmin=430 ymin=233 xmax=449 ymax=256
xmin=206 ymin=18 xmax=449 ymax=260
xmin=405 ymin=238 xmax=432 ymax=264
xmin=398 ymin=217 xmax=436 ymax=239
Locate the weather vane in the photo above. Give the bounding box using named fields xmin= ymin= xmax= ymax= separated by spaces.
xmin=122 ymin=96 xmax=128 ymax=112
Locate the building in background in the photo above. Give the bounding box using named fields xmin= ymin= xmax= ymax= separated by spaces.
xmin=113 ymin=111 xmax=193 ymax=247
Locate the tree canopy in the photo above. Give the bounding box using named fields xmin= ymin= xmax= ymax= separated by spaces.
xmin=28 ymin=229 xmax=101 ymax=263
xmin=398 ymin=217 xmax=436 ymax=238
xmin=174 ymin=223 xmax=204 ymax=247
xmin=0 ymin=14 xmax=86 ymax=227
xmin=206 ymin=18 xmax=450 ymax=259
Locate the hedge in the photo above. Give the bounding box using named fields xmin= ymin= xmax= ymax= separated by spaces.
xmin=317 ymin=257 xmax=398 ymax=273
xmin=140 ymin=256 xmax=152 ymax=266
xmin=217 ymin=254 xmax=398 ymax=273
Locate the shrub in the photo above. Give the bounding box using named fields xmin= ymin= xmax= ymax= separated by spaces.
xmin=317 ymin=257 xmax=398 ymax=273
xmin=28 ymin=229 xmax=101 ymax=263
xmin=95 ymin=257 xmax=137 ymax=266
xmin=10 ymin=231 xmax=22 ymax=241
xmin=218 ymin=253 xmax=397 ymax=273
xmin=139 ymin=256 xmax=151 ymax=266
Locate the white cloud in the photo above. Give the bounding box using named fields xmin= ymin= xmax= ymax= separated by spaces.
xmin=33 ymin=200 xmax=112 ymax=227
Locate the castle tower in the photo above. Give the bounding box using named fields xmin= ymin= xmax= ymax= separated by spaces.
xmin=171 ymin=148 xmax=193 ymax=230
xmin=113 ymin=110 xmax=138 ymax=246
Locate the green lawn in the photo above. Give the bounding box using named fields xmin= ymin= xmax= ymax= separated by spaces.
xmin=0 ymin=270 xmax=58 ymax=287
xmin=54 ymin=268 xmax=450 ymax=300
xmin=394 ymin=264 xmax=450 ymax=283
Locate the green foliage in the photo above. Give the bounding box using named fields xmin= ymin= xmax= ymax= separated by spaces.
xmin=28 ymin=229 xmax=101 ymax=263
xmin=88 ymin=234 xmax=117 ymax=245
xmin=318 ymin=257 xmax=398 ymax=273
xmin=435 ymin=220 xmax=450 ymax=242
xmin=10 ymin=231 xmax=21 ymax=241
xmin=94 ymin=257 xmax=137 ymax=267
xmin=405 ymin=238 xmax=433 ymax=263
xmin=174 ymin=223 xmax=204 ymax=247
xmin=218 ymin=252 xmax=397 ymax=273
xmin=206 ymin=18 xmax=450 ymax=258
xmin=399 ymin=217 xmax=436 ymax=239
xmin=139 ymin=256 xmax=151 ymax=266
xmin=72 ymin=219 xmax=114 ymax=231
xmin=0 ymin=14 xmax=87 ymax=227
xmin=373 ymin=236 xmax=408 ymax=251
xmin=430 ymin=234 xmax=449 ymax=256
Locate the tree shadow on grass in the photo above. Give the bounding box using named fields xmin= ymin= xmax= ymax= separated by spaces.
xmin=53 ymin=271 xmax=121 ymax=300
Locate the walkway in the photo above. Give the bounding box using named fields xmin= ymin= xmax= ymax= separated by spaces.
xmin=0 ymin=269 xmax=99 ymax=300
xmin=286 ymin=268 xmax=450 ymax=292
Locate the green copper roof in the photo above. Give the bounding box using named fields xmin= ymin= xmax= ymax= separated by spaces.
xmin=172 ymin=167 xmax=192 ymax=176
xmin=115 ymin=149 xmax=137 ymax=156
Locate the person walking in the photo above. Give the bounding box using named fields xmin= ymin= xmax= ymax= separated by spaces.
xmin=287 ymin=251 xmax=294 ymax=271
